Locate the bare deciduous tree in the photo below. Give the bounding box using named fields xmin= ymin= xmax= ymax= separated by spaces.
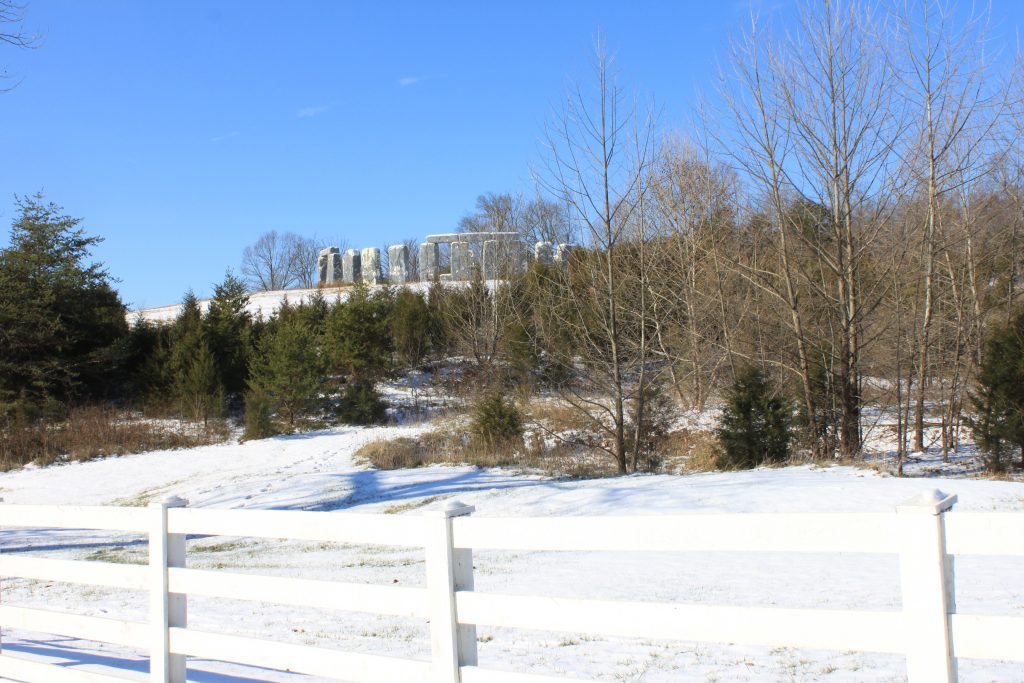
xmin=240 ymin=231 xmax=316 ymax=292
xmin=459 ymin=192 xmax=575 ymax=246
xmin=532 ymin=36 xmax=656 ymax=473
xmin=719 ymin=1 xmax=904 ymax=458
xmin=1 ymin=0 xmax=36 ymax=90
xmin=895 ymin=0 xmax=1001 ymax=452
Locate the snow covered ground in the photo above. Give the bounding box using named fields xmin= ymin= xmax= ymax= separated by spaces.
xmin=2 ymin=424 xmax=1023 ymax=682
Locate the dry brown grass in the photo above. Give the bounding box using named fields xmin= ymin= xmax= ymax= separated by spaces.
xmin=355 ymin=426 xmax=528 ymax=470
xmin=355 ymin=412 xmax=616 ymax=477
xmin=360 ymin=396 xmax=693 ymax=478
xmin=355 ymin=431 xmax=462 ymax=470
xmin=0 ymin=406 xmax=231 ymax=471
xmin=660 ymin=428 xmax=724 ymax=473
xmin=525 ymin=401 xmax=595 ymax=433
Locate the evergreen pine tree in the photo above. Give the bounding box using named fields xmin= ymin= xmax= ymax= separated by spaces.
xmin=391 ymin=289 xmax=433 ymax=369
xmin=968 ymin=308 xmax=1024 ymax=471
xmin=325 ymin=283 xmax=393 ymax=381
xmin=716 ymin=366 xmax=792 ymax=469
xmin=204 ymin=272 xmax=252 ymax=399
xmin=177 ymin=339 xmax=222 ymax=425
xmin=295 ymin=290 xmax=330 ymax=337
xmin=0 ymin=194 xmax=127 ymax=412
xmin=425 ymin=280 xmax=450 ymax=358
xmin=250 ymin=311 xmax=324 ymax=428
xmin=168 ymin=291 xmax=222 ymax=422
xmin=471 ymin=391 xmax=523 ymax=448
xmin=336 ymin=379 xmax=388 ymax=425
xmin=123 ymin=317 xmax=174 ymax=406
xmin=242 ymin=388 xmax=276 ymax=440
xmin=168 ymin=291 xmax=202 ymax=382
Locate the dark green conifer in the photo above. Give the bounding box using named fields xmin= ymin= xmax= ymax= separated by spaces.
xmin=968 ymin=309 xmax=1024 ymax=471
xmin=249 ymin=311 xmax=324 ymax=428
xmin=716 ymin=366 xmax=792 ymax=469
xmin=391 ymin=289 xmax=433 ymax=369
xmin=0 ymin=194 xmax=127 ymax=412
xmin=325 ymin=283 xmax=393 ymax=381
xmin=204 ymin=272 xmax=252 ymax=398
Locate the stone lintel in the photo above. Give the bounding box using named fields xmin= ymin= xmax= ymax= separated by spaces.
xmin=425 ymin=232 xmax=519 ymax=244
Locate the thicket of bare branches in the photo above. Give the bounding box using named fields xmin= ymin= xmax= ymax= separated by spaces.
xmin=240 ymin=231 xmax=320 ymax=291
xmin=1 ymin=0 xmax=35 ymax=89
xmin=497 ymin=1 xmax=1024 ymax=470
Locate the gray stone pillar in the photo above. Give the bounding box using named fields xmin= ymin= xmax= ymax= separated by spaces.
xmin=419 ymin=242 xmax=439 ymax=282
xmin=318 ymin=251 xmax=328 ymax=285
xmin=318 ymin=247 xmax=341 ymax=286
xmin=534 ymin=241 xmax=553 ymax=265
xmin=388 ymin=244 xmax=410 ymax=284
xmin=329 ymin=251 xmax=342 ymax=284
xmin=482 ymin=240 xmax=501 ymax=279
xmin=554 ymin=243 xmax=574 ymax=269
xmin=451 ymin=241 xmax=470 ymax=281
xmin=515 ymin=241 xmax=529 ymax=274
xmin=342 ymin=249 xmax=361 ymax=283
xmin=361 ymin=247 xmax=382 ymax=285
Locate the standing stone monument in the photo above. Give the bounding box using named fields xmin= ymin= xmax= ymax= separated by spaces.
xmin=451 ymin=241 xmax=470 ymax=280
xmin=318 ymin=247 xmax=342 ymax=286
xmin=534 ymin=241 xmax=554 ymax=265
xmin=318 ymin=248 xmax=330 ymax=284
xmin=317 ymin=230 xmax=526 ymax=287
xmin=482 ymin=240 xmax=499 ymax=279
xmin=388 ymin=244 xmax=410 ymax=284
xmin=419 ymin=242 xmax=439 ymax=281
xmin=361 ymin=247 xmax=382 ymax=285
xmin=554 ymin=243 xmax=575 ymax=269
xmin=516 ymin=241 xmax=529 ymax=273
xmin=342 ymin=249 xmax=361 ymax=283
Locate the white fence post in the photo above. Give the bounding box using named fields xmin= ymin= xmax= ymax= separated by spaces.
xmin=149 ymin=495 xmax=188 ymax=683
xmin=897 ymin=489 xmax=957 ymax=683
xmin=425 ymin=500 xmax=476 ymax=683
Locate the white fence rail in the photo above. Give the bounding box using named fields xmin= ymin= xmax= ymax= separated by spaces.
xmin=0 ymin=490 xmax=1021 ymax=682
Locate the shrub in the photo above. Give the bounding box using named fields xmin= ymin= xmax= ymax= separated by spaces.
xmin=325 ymin=283 xmax=393 ymax=381
xmin=0 ymin=406 xmax=228 ymax=470
xmin=355 ymin=431 xmax=462 ymax=469
xmin=715 ymin=366 xmax=792 ymax=469
xmin=249 ymin=312 xmax=325 ymax=427
xmin=336 ymin=380 xmax=388 ymax=425
xmin=242 ymin=390 xmax=277 ymax=441
xmin=967 ymin=307 xmax=1024 ymax=471
xmin=471 ymin=391 xmax=523 ymax=448
xmin=391 ymin=289 xmax=434 ymax=368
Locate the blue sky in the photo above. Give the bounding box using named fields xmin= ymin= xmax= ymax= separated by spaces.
xmin=3 ymin=1 xmax=1024 ymax=308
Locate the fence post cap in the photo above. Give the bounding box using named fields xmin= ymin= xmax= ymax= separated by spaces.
xmin=426 ymin=499 xmax=475 ymax=518
xmin=897 ymin=489 xmax=957 ymax=515
xmin=150 ymin=495 xmax=189 ymax=509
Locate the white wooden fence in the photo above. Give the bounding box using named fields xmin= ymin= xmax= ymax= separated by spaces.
xmin=0 ymin=490 xmax=1022 ymax=683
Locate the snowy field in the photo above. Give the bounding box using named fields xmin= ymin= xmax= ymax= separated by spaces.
xmin=1 ymin=423 xmax=1023 ymax=682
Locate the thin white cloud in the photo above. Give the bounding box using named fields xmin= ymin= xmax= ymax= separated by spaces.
xmin=398 ymin=76 xmax=421 ymax=87
xmin=211 ymin=130 xmax=239 ymax=143
xmin=297 ymin=105 xmax=329 ymax=118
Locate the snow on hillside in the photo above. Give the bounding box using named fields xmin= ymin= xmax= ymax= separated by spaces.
xmin=2 ymin=424 xmax=1023 ymax=682
xmin=128 ymin=281 xmax=447 ymax=325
